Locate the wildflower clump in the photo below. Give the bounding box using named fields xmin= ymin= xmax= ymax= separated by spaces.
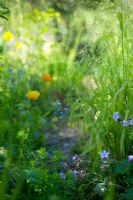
xmin=3 ymin=31 xmax=14 ymax=42
xmin=113 ymin=112 xmax=133 ymax=127
xmin=26 ymin=90 xmax=40 ymax=100
xmin=100 ymin=150 xmax=110 ymax=169
xmin=43 ymin=74 xmax=52 ymax=81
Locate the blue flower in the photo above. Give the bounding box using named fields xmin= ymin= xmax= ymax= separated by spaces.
xmin=72 ymin=154 xmax=80 ymax=162
xmin=113 ymin=112 xmax=120 ymax=121
xmin=59 ymin=111 xmax=65 ymax=116
xmin=129 ymin=119 xmax=133 ymax=126
xmin=128 ymin=155 xmax=133 ymax=163
xmin=100 ymin=150 xmax=109 ymax=159
xmin=122 ymin=120 xmax=129 ymax=127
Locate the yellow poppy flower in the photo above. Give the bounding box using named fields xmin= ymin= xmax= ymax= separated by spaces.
xmin=15 ymin=41 xmax=23 ymax=50
xmin=26 ymin=90 xmax=40 ymax=100
xmin=3 ymin=31 xmax=14 ymax=42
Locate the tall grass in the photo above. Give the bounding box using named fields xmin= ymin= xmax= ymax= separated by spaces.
xmin=0 ymin=0 xmax=133 ymax=199
xmin=81 ymin=5 xmax=133 ymax=161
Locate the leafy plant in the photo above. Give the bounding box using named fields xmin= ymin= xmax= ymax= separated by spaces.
xmin=0 ymin=3 xmax=10 ymax=20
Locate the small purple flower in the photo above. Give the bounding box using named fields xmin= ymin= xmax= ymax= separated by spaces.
xmin=128 ymin=155 xmax=133 ymax=163
xmin=129 ymin=119 xmax=133 ymax=126
xmin=122 ymin=120 xmax=129 ymax=127
xmin=100 ymin=150 xmax=110 ymax=159
xmin=113 ymin=112 xmax=120 ymax=121
xmin=72 ymin=154 xmax=80 ymax=162
xmin=59 ymin=172 xmax=66 ymax=180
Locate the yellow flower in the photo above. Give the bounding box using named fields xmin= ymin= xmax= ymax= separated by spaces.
xmin=15 ymin=41 xmax=23 ymax=50
xmin=3 ymin=31 xmax=14 ymax=42
xmin=26 ymin=90 xmax=40 ymax=100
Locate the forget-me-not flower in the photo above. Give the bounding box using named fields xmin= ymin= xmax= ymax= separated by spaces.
xmin=129 ymin=119 xmax=133 ymax=126
xmin=100 ymin=150 xmax=110 ymax=159
xmin=113 ymin=112 xmax=120 ymax=121
xmin=123 ymin=120 xmax=129 ymax=127
xmin=72 ymin=154 xmax=80 ymax=162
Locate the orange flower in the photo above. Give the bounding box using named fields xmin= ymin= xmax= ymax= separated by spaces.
xmin=43 ymin=74 xmax=52 ymax=81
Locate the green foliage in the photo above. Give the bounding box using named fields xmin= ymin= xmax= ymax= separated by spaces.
xmin=0 ymin=3 xmax=10 ymax=20
xmin=111 ymin=159 xmax=133 ymax=200
xmin=0 ymin=0 xmax=133 ymax=200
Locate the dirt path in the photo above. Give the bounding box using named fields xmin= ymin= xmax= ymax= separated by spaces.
xmin=45 ymin=123 xmax=80 ymax=156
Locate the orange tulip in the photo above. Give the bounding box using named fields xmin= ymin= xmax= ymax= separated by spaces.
xmin=43 ymin=74 xmax=52 ymax=81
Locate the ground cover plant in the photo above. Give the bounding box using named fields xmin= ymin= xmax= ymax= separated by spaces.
xmin=0 ymin=0 xmax=133 ymax=199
